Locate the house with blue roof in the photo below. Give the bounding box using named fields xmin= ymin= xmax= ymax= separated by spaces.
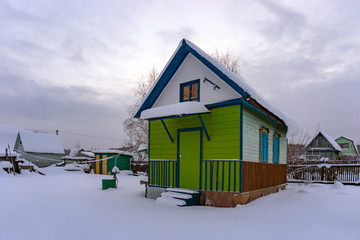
xmin=135 ymin=39 xmax=298 ymax=207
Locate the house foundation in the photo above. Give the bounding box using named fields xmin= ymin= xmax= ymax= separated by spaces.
xmin=147 ymin=186 xmax=166 ymax=199
xmin=200 ymin=183 xmax=286 ymax=208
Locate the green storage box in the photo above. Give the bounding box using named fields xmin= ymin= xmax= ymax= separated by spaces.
xmin=102 ymin=179 xmax=116 ymax=190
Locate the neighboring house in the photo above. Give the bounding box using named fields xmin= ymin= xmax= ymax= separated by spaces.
xmin=14 ymin=131 xmax=65 ymax=167
xmin=0 ymin=125 xmax=24 ymax=173
xmin=0 ymin=124 xmax=24 ymax=157
xmin=134 ymin=39 xmax=298 ymax=207
xmin=335 ymin=136 xmax=359 ymax=158
xmin=93 ymin=150 xmax=133 ymax=175
xmin=305 ymin=131 xmax=341 ymax=160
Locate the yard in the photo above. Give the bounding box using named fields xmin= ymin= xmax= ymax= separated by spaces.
xmin=0 ymin=167 xmax=359 ymax=240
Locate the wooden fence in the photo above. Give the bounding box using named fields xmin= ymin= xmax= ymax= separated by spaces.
xmin=287 ymin=163 xmax=360 ymax=184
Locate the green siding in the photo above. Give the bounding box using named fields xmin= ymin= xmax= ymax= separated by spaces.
xmin=243 ymin=106 xmax=287 ymax=164
xmin=149 ymin=103 xmax=288 ymax=190
xmin=149 ymin=105 xmax=240 ymax=188
xmin=335 ymin=137 xmax=359 ymax=156
xmin=150 ymin=105 xmax=240 ymax=161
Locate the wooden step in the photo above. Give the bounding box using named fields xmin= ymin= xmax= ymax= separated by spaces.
xmin=156 ymin=196 xmax=186 ymax=207
xmin=161 ymin=191 xmax=193 ymax=199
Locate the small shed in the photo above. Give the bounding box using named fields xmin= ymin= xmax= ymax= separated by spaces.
xmin=335 ymin=136 xmax=359 ymax=158
xmin=92 ymin=150 xmax=133 ymax=175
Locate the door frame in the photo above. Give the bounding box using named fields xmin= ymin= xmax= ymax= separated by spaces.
xmin=176 ymin=127 xmax=203 ymax=190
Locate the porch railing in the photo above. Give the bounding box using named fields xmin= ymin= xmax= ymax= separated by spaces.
xmin=202 ymin=159 xmax=242 ymax=192
xmin=148 ymin=159 xmax=177 ymax=188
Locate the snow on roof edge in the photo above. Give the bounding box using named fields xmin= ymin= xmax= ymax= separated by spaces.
xmin=140 ymin=102 xmax=210 ymax=120
xmin=92 ymin=150 xmax=134 ymax=156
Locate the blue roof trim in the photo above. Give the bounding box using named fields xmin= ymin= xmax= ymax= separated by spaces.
xmin=185 ymin=44 xmax=250 ymax=99
xmin=205 ymin=98 xmax=242 ymax=109
xmin=134 ymin=40 xmax=189 ymax=118
xmin=134 ymin=39 xmax=251 ymax=118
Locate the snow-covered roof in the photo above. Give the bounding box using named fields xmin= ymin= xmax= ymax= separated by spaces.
xmin=307 ymin=131 xmax=342 ymax=152
xmin=62 ymin=156 xmax=93 ymax=160
xmin=140 ymin=102 xmax=210 ymax=120
xmin=92 ymin=150 xmax=133 ymax=157
xmin=135 ymin=39 xmax=299 ymax=137
xmin=0 ymin=124 xmax=24 ymax=155
xmin=80 ymin=151 xmax=95 ymax=158
xmin=320 ymin=132 xmax=342 ymax=152
xmin=18 ymin=131 xmax=65 ymax=154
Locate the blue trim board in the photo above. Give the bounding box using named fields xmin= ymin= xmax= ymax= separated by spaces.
xmin=148 ymin=112 xmax=210 ymax=122
xmin=134 ymin=39 xmax=251 ymax=118
xmin=134 ymin=40 xmax=189 ymax=118
xmin=160 ymin=119 xmax=173 ymax=143
xmin=239 ymin=101 xmax=243 ymax=192
xmin=198 ymin=114 xmax=210 ymax=141
xmin=185 ymin=45 xmax=250 ymax=99
xmin=148 ymin=122 xmax=151 ymax=183
xmin=205 ymin=98 xmax=242 ymax=109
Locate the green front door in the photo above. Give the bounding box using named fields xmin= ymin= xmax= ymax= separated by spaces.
xmin=179 ymin=130 xmax=201 ymax=190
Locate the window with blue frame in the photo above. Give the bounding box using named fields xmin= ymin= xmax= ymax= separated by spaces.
xmin=180 ymin=80 xmax=200 ymax=102
xmin=273 ymin=134 xmax=280 ymax=164
xmin=259 ymin=128 xmax=269 ymax=162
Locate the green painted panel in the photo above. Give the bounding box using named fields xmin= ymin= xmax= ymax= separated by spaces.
xmin=149 ymin=105 xmax=241 ymax=190
xmin=179 ymin=130 xmax=201 ymax=189
xmin=201 ymin=161 xmax=240 ymax=192
xmin=94 ymin=153 xmax=131 ymax=175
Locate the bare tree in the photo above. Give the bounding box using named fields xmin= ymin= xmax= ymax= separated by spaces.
xmin=211 ymin=49 xmax=241 ymax=77
xmin=287 ymin=129 xmax=311 ymax=165
xmin=123 ymin=67 xmax=158 ymax=149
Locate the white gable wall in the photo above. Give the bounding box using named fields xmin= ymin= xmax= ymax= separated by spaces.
xmin=153 ymin=54 xmax=241 ymax=108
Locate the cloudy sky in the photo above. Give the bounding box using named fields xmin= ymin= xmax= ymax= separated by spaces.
xmin=1 ymin=0 xmax=359 ymax=149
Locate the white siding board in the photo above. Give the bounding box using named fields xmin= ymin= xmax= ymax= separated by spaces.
xmin=153 ymin=54 xmax=241 ymax=108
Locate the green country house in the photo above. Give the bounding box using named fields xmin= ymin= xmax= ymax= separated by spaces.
xmin=135 ymin=39 xmax=298 ymax=207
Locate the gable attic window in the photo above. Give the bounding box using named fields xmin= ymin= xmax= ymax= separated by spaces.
xmin=180 ymin=80 xmax=200 ymax=102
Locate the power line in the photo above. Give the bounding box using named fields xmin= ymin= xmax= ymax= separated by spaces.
xmin=25 ymin=129 xmax=122 ymax=141
xmin=60 ymin=130 xmax=122 ymax=141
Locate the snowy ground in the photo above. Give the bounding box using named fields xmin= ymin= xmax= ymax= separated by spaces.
xmin=1 ymin=167 xmax=359 ymax=240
